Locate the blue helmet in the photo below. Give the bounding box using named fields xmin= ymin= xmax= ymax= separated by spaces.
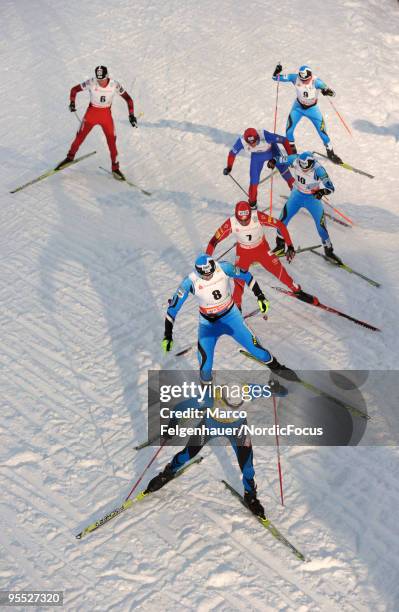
xmin=298 ymin=65 xmax=312 ymax=81
xmin=195 ymin=254 xmax=216 ymax=278
xmin=298 ymin=151 xmax=315 ymax=170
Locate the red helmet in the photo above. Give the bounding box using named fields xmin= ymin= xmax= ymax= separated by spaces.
xmin=243 ymin=128 xmax=259 ymax=146
xmin=235 ymin=201 xmax=251 ymax=225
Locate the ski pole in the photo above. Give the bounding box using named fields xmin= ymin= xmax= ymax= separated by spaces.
xmin=322 ymin=196 xmax=354 ymax=226
xmin=269 ymin=71 xmax=281 ymax=215
xmin=217 ymin=242 xmax=236 ymax=259
xmin=228 ymin=173 xmax=249 ymax=198
xmin=272 ymin=395 xmax=284 ymax=506
xmin=125 ymin=440 xmax=167 ymax=500
xmin=328 ymin=99 xmax=352 ymax=137
xmin=259 ymin=168 xmax=278 ymax=185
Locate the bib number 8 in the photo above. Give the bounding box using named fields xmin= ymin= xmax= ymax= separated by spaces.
xmin=212 ymin=290 xmax=222 ymax=300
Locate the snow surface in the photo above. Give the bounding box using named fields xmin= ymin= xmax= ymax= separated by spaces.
xmin=1 ymin=0 xmax=399 ymax=610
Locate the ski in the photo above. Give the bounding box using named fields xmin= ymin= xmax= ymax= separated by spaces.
xmin=309 ymin=248 xmax=381 ymax=288
xmin=272 ymin=286 xmax=380 ymax=332
xmin=239 ymin=349 xmax=370 ymax=420
xmin=99 ymin=166 xmax=151 ymax=196
xmin=313 ymin=151 xmax=374 ymax=179
xmin=10 ymin=151 xmax=97 ymax=194
xmin=222 ymin=480 xmax=307 ymax=562
xmin=280 ymin=195 xmax=351 ymax=228
xmin=75 ymin=456 xmax=203 ymax=539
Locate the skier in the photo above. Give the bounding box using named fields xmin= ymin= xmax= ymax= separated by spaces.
xmin=272 ymin=63 xmax=342 ymax=164
xmin=205 ymin=201 xmax=315 ymax=308
xmin=145 ymin=395 xmax=266 ymax=516
xmin=56 ymin=66 xmax=137 ymax=180
xmin=162 ymin=254 xmax=296 ymax=383
xmin=223 ymin=127 xmax=295 ymax=209
xmin=268 ymin=151 xmax=343 ymax=264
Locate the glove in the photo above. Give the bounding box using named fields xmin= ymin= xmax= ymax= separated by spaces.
xmin=273 ymin=63 xmax=282 ymax=77
xmin=223 ymin=166 xmax=232 ymax=176
xmin=162 ymin=338 xmax=173 ymax=352
xmin=257 ymin=295 xmax=270 ymax=314
xmin=321 ymin=88 xmax=335 ymax=97
xmin=129 ymin=113 xmax=138 ymax=127
xmin=285 ymin=245 xmax=296 ymax=263
xmin=267 ymin=158 xmax=277 ymax=169
xmin=69 ymin=101 xmax=76 ymax=112
xmin=314 ymin=188 xmax=331 ymax=200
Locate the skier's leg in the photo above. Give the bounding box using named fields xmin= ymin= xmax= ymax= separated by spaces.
xmin=227 ymin=430 xmax=255 ymax=493
xmin=306 ymin=105 xmax=330 ymax=147
xmin=305 ymin=198 xmax=330 ymax=244
xmin=225 ymin=306 xmax=273 ymax=364
xmin=259 ymin=249 xmax=300 ymax=291
xmin=275 ymin=190 xmax=303 ymax=239
xmin=285 ymin=104 xmax=302 ymax=151
xmin=228 ymin=429 xmax=265 ymax=516
xmin=68 ymin=112 xmax=94 ymax=158
xmin=197 ymin=318 xmax=220 ymax=383
xmin=232 ymin=251 xmax=252 ymax=310
xmin=101 ymin=111 xmax=119 ymax=170
xmin=248 ymin=154 xmax=263 ymax=208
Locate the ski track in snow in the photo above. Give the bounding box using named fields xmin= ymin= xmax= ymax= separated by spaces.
xmin=1 ymin=0 xmax=399 ymax=610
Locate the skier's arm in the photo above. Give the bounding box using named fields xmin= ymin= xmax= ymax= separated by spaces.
xmin=163 ymin=277 xmax=193 ymax=351
xmin=257 ymin=211 xmax=294 ymax=247
xmin=115 ymin=82 xmax=136 ymax=125
xmin=70 ymin=84 xmax=83 ymax=103
xmin=69 ymin=84 xmax=83 ymax=111
xmin=263 ymin=129 xmax=288 ymax=146
xmin=272 ymin=153 xmax=297 ymax=167
xmin=315 ymin=78 xmax=335 ymax=96
xmin=219 ymin=262 xmax=270 ymax=313
xmin=206 ymin=219 xmax=232 ymax=255
xmin=272 ymin=72 xmax=297 ymax=83
xmin=224 ymin=138 xmax=244 ymax=174
xmin=315 ymin=165 xmax=335 ymax=194
xmin=121 ymin=90 xmax=134 ymax=114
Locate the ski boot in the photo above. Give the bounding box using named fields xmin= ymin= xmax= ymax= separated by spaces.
xmin=112 ymin=164 xmax=126 ymax=181
xmin=294 ymin=288 xmax=318 ymax=305
xmin=55 ymin=155 xmax=74 ymax=171
xmin=324 ymin=245 xmax=343 ymax=265
xmin=145 ymin=463 xmax=175 ymax=493
xmin=249 ymin=200 xmax=257 ymax=210
xmin=326 ymin=147 xmax=343 ymax=165
xmin=268 ymin=356 xmax=299 ymax=382
xmin=268 ymin=377 xmax=288 ymax=397
xmin=288 ymin=142 xmax=297 ymax=154
xmin=272 ymin=236 xmax=286 ymax=257
xmin=244 ymin=488 xmax=265 ymax=518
